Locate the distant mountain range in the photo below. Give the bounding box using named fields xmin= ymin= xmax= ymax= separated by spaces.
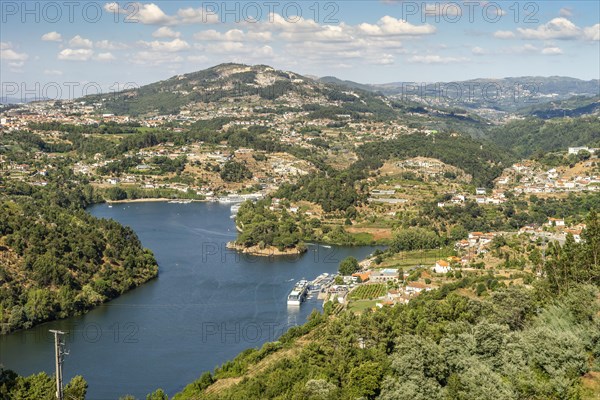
xmin=517 ymin=95 xmax=600 ymax=119
xmin=319 ymin=75 xmax=600 ymax=115
xmin=0 ymin=97 xmax=50 ymax=105
xmin=84 ymin=63 xmax=396 ymax=117
xmin=79 ymin=63 xmax=598 ymax=121
xmin=82 ymin=63 xmax=480 ymax=128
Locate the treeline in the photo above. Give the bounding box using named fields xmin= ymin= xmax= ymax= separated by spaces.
xmin=0 ymin=368 xmax=87 ymax=399
xmin=28 ymin=121 xmax=142 ymax=134
xmin=158 ymin=212 xmax=600 ymax=400
xmin=103 ymin=186 xmax=204 ymax=202
xmin=486 ymin=116 xmax=600 ymax=157
xmin=235 ymin=200 xmax=305 ymax=251
xmin=356 ymin=133 xmax=513 ymax=187
xmin=0 ymin=180 xmax=158 ymax=333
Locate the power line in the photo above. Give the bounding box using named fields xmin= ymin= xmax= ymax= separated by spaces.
xmin=49 ymin=330 xmax=68 ymax=400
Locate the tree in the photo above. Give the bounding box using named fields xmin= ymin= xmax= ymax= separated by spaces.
xmin=220 ymin=161 xmax=252 ymax=182
xmin=346 ymin=361 xmax=383 ymax=399
xmin=302 ymin=379 xmax=337 ymax=399
xmin=577 ymin=150 xmax=591 ymax=161
xmin=391 ymin=227 xmax=441 ymax=252
xmin=146 ymin=389 xmax=168 ymax=400
xmin=64 ymin=376 xmax=88 ymax=400
xmin=345 ymin=206 xmax=357 ymax=219
xmin=339 ymin=257 xmax=359 ymax=276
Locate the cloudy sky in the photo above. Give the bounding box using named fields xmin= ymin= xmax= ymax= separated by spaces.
xmin=1 ymin=1 xmax=598 ymax=97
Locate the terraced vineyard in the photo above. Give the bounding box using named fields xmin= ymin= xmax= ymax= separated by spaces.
xmin=348 ymin=283 xmax=388 ymax=300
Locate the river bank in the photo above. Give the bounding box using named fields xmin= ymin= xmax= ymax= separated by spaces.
xmin=106 ymin=197 xmax=206 ymax=204
xmin=226 ymin=242 xmax=308 ymax=257
xmin=1 ymin=201 xmax=380 ymax=399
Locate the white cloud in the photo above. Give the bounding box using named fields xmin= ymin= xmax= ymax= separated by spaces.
xmin=104 ymin=2 xmax=173 ymax=24
xmin=95 ymin=40 xmax=128 ymax=50
xmin=0 ymin=43 xmax=28 ymax=61
xmin=494 ymin=30 xmax=515 ymax=39
xmin=69 ymin=35 xmax=94 ymax=49
xmin=471 ymin=46 xmax=486 ymax=55
xmin=195 ymin=29 xmax=244 ymax=42
xmin=58 ymin=48 xmax=94 ymax=61
xmin=256 ymin=45 xmax=274 ymax=57
xmin=541 ymin=47 xmax=563 ymax=55
xmin=153 ymin=27 xmax=181 ymax=38
xmin=247 ymin=32 xmax=272 ymax=42
xmin=408 ymin=55 xmax=469 ymax=64
xmin=358 ymin=16 xmax=436 ymax=36
xmin=559 ymin=7 xmax=573 ymax=17
xmin=583 ymin=24 xmax=600 ymax=41
xmin=137 ymin=38 xmax=190 ymax=52
xmin=504 ymin=44 xmax=539 ymax=54
xmin=193 ymin=29 xmax=271 ymax=43
xmin=9 ymin=61 xmax=25 ymax=68
xmin=187 ymin=55 xmax=208 ymax=63
xmin=131 ymin=51 xmax=184 ymax=65
xmin=495 ymin=18 xmax=598 ymax=42
xmin=518 ymin=18 xmax=580 ymax=40
xmin=43 ymin=69 xmax=63 ymax=76
xmin=95 ymin=52 xmax=116 ymax=61
xmin=42 ymin=32 xmax=62 ymax=42
xmin=177 ymin=7 xmax=220 ymax=24
xmin=374 ymin=54 xmax=394 ymax=65
xmin=103 ymin=2 xmax=120 ymax=13
xmin=517 ymin=18 xmax=588 ymax=40
xmin=521 ymin=44 xmax=538 ymax=52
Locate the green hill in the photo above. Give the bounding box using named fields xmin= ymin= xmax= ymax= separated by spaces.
xmin=485 ymin=116 xmax=600 ymax=157
xmin=518 ymin=95 xmax=600 ymax=119
xmin=0 ymin=179 xmax=158 ymax=333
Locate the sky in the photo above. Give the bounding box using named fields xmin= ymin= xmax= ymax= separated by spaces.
xmin=1 ymin=1 xmax=599 ymax=99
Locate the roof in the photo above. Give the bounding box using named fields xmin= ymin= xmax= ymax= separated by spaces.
xmin=352 ymin=271 xmax=372 ymax=281
xmin=436 ymin=260 xmax=449 ymax=267
xmin=406 ymin=282 xmax=429 ymax=289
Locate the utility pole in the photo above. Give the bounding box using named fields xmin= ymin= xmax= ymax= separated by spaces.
xmin=50 ymin=330 xmax=68 ymax=400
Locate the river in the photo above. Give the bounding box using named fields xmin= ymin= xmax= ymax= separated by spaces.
xmin=0 ymin=202 xmax=379 ymax=399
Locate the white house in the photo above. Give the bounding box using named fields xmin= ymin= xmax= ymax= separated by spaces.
xmin=548 ymin=217 xmax=565 ymax=227
xmin=568 ymin=146 xmax=592 ymax=155
xmin=405 ymin=282 xmax=432 ymax=295
xmin=432 ymin=260 xmax=452 ymax=274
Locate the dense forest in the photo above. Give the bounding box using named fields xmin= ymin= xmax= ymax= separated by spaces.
xmin=234 ymin=200 xmax=305 ymax=251
xmin=486 ymin=116 xmax=600 ymax=157
xmin=164 ymin=212 xmax=600 ymax=400
xmin=356 ymin=133 xmax=514 ymax=188
xmin=0 ymin=179 xmax=158 ymax=333
xmin=276 ymin=174 xmax=363 ymax=213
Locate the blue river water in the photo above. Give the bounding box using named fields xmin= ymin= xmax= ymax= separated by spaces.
xmin=0 ymin=202 xmax=378 ymax=399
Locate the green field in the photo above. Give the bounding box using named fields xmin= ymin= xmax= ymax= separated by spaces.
xmin=347 ymin=299 xmax=379 ymax=313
